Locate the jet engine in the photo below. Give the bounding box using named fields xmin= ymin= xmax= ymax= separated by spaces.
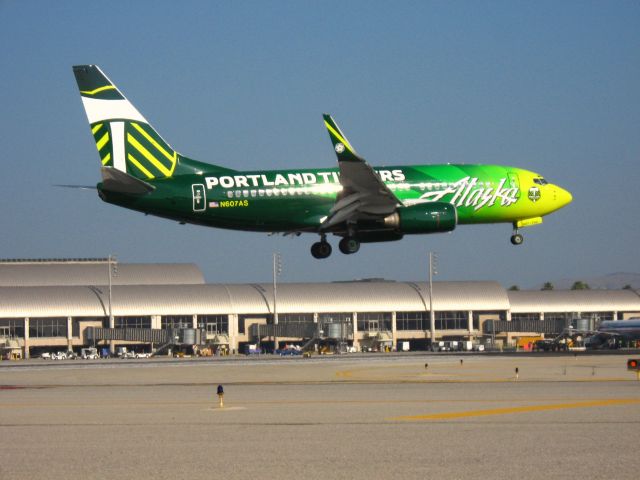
xmin=384 ymin=202 xmax=457 ymax=234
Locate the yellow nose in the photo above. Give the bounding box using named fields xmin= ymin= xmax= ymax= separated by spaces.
xmin=556 ymin=186 xmax=573 ymax=208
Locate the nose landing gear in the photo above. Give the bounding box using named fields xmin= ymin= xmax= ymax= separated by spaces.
xmin=510 ymin=227 xmax=524 ymax=246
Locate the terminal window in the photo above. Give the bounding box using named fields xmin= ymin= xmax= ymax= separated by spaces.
xmin=396 ymin=312 xmax=427 ymax=331
xmin=198 ymin=315 xmax=228 ymax=334
xmin=29 ymin=317 xmax=67 ymax=338
xmin=435 ymin=311 xmax=467 ymax=330
xmin=161 ymin=315 xmax=193 ymax=329
xmin=114 ymin=316 xmax=151 ymax=329
xmin=357 ymin=312 xmax=392 ymax=332
xmin=0 ymin=318 xmax=25 ymax=338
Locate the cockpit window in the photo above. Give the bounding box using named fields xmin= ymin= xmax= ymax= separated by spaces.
xmin=533 ymin=177 xmax=548 ymax=186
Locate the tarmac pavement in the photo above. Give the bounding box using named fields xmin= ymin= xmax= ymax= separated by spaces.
xmin=1 ymin=353 xmax=639 ymax=479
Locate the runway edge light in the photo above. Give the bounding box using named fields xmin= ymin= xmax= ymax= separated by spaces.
xmin=217 ymin=384 xmax=224 ymax=408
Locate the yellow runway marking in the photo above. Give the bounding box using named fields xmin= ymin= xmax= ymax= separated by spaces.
xmin=390 ymin=398 xmax=640 ymax=421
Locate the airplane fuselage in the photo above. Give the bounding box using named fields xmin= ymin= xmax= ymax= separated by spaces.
xmin=100 ymin=162 xmax=571 ymax=234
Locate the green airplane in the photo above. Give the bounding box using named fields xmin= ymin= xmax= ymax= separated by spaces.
xmin=73 ymin=65 xmax=572 ymax=259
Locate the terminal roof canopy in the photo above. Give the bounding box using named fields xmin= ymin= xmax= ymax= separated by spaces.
xmin=0 ymin=261 xmax=204 ymax=287
xmin=508 ymin=290 xmax=640 ymax=313
xmin=0 ymin=262 xmax=638 ymax=319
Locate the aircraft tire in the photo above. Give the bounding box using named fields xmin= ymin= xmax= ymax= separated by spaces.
xmin=311 ymin=241 xmax=332 ymax=259
xmin=510 ymin=234 xmax=524 ymax=245
xmin=339 ymin=237 xmax=360 ymax=255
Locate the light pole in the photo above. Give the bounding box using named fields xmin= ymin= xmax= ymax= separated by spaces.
xmin=107 ymin=255 xmax=118 ymax=353
xmin=428 ymin=252 xmax=438 ymax=347
xmin=273 ymin=252 xmax=282 ymax=353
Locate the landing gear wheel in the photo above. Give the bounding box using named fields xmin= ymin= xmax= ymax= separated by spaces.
xmin=311 ymin=241 xmax=332 ymax=259
xmin=339 ymin=237 xmax=360 ymax=255
xmin=510 ymin=233 xmax=524 ymax=245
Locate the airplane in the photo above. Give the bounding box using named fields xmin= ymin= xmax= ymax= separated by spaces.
xmin=584 ymin=318 xmax=640 ymax=348
xmin=72 ymin=65 xmax=573 ymax=259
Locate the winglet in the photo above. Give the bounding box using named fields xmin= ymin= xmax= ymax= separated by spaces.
xmin=323 ymin=114 xmax=361 ymax=162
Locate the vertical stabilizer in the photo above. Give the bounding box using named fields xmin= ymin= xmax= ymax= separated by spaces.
xmin=73 ymin=65 xmax=179 ymax=180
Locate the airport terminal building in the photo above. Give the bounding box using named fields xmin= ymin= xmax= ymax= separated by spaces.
xmin=1 ymin=259 xmax=639 ymax=358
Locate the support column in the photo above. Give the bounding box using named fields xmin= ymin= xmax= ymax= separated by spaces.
xmin=150 ymin=315 xmax=161 ymax=330
xmin=467 ymin=311 xmax=473 ymax=335
xmin=67 ymin=316 xmax=73 ymax=350
xmin=192 ymin=315 xmax=199 ymax=354
xmin=352 ymin=313 xmax=359 ymax=350
xmin=24 ymin=317 xmax=30 ymax=359
xmin=228 ymin=314 xmax=238 ymax=354
xmin=391 ymin=311 xmax=397 ymax=349
xmin=109 ymin=314 xmax=115 ymax=354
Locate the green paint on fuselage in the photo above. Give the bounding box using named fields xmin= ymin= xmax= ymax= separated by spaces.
xmin=100 ymin=158 xmax=571 ymax=234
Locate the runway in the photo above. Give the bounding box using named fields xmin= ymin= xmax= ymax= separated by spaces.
xmin=1 ymin=354 xmax=639 ymax=479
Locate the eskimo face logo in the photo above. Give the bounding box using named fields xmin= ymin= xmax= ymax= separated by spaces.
xmin=528 ymin=186 xmax=541 ymax=202
xmin=335 ymin=143 xmax=345 ymax=154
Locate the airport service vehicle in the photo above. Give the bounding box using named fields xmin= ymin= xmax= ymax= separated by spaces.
xmin=277 ymin=347 xmax=303 ymax=356
xmin=81 ymin=347 xmax=99 ymax=359
xmin=244 ymin=345 xmax=262 ymax=355
xmin=73 ymin=65 xmax=572 ymax=258
xmin=121 ymin=351 xmax=149 ymax=359
xmin=52 ymin=351 xmax=77 ymax=360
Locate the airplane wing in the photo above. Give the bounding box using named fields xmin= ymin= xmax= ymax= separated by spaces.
xmin=321 ymin=114 xmax=401 ymax=231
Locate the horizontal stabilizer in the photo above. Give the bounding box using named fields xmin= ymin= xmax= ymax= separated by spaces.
xmin=54 ymin=184 xmax=97 ymax=190
xmin=100 ymin=167 xmax=155 ymax=195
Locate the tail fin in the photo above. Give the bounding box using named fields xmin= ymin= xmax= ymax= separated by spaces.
xmin=73 ymin=65 xmax=179 ymax=181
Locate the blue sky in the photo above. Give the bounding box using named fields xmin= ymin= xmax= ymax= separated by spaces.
xmin=1 ymin=0 xmax=638 ymax=287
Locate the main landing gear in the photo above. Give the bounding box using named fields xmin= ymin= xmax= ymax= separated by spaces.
xmin=339 ymin=237 xmax=360 ymax=255
xmin=311 ymin=235 xmax=332 ymax=259
xmin=310 ymin=235 xmax=361 ymax=258
xmin=510 ymin=227 xmax=524 ymax=246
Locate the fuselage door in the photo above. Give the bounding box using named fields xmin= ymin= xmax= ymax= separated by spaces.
xmin=507 ymin=173 xmax=520 ymax=200
xmin=192 ymin=184 xmax=206 ymax=212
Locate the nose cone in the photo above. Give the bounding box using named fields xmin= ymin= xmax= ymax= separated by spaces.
xmin=556 ymin=186 xmax=573 ymax=208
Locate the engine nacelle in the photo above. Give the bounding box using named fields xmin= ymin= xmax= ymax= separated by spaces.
xmin=384 ymin=202 xmax=457 ymax=234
